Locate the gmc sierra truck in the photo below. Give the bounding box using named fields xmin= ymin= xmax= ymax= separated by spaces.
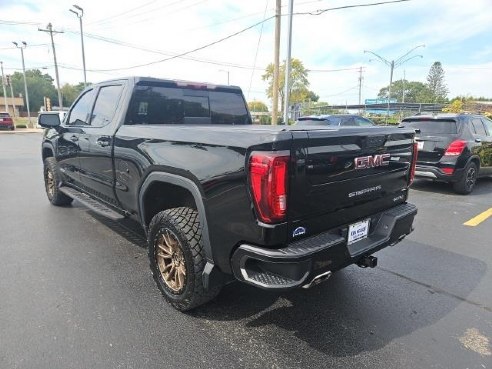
xmin=39 ymin=77 xmax=418 ymax=311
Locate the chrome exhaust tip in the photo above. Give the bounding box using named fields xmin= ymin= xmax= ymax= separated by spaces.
xmin=302 ymin=271 xmax=332 ymax=289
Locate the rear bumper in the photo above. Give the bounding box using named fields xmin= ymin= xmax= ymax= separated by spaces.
xmin=0 ymin=123 xmax=14 ymax=129
xmin=231 ymin=203 xmax=417 ymax=290
xmin=415 ymin=164 xmax=464 ymax=182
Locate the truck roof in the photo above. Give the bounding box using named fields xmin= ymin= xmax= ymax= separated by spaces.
xmin=91 ymin=76 xmax=242 ymax=93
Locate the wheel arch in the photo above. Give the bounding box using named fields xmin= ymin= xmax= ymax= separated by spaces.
xmin=468 ymin=155 xmax=480 ymax=170
xmin=42 ymin=144 xmax=54 ymax=161
xmin=139 ymin=172 xmax=212 ymax=262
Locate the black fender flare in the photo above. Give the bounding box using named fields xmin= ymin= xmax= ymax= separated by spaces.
xmin=41 ymin=142 xmax=55 ymax=160
xmin=138 ymin=172 xmax=213 ymax=263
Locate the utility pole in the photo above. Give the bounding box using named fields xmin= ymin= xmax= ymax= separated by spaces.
xmin=358 ymin=66 xmax=363 ymax=113
xmin=0 ymin=61 xmax=7 ymax=114
xmin=39 ymin=23 xmax=64 ymax=109
xmin=364 ymin=45 xmax=424 ymax=123
xmin=12 ymin=42 xmax=31 ymax=127
xmin=271 ymin=0 xmax=281 ymax=125
xmin=282 ymin=0 xmax=294 ymax=125
xmin=70 ymin=5 xmax=87 ymax=86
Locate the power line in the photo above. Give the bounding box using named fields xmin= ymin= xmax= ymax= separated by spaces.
xmin=71 ymin=16 xmax=276 ymax=72
xmin=248 ymin=0 xmax=270 ymax=100
xmin=86 ymin=0 xmax=160 ymax=26
xmin=88 ymin=0 xmax=207 ymax=29
xmin=64 ymin=29 xmax=265 ymax=71
xmin=294 ymin=0 xmax=411 ymax=16
xmin=0 ymin=19 xmax=40 ymax=26
xmin=308 ymin=67 xmax=366 ymax=73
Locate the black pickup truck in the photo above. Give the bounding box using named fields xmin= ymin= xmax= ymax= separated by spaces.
xmin=39 ymin=77 xmax=418 ymax=311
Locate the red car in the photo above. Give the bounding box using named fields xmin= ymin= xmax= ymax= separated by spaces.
xmin=0 ymin=112 xmax=14 ymax=130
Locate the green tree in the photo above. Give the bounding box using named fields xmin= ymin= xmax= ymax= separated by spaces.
xmin=0 ymin=69 xmax=58 ymax=112
xmin=248 ymin=100 xmax=268 ymax=112
xmin=61 ymin=82 xmax=86 ymax=107
xmin=378 ymin=80 xmax=432 ymax=103
xmin=262 ymin=58 xmax=310 ymax=113
xmin=307 ymin=90 xmax=319 ymax=102
xmin=442 ymin=99 xmax=464 ymax=113
xmin=426 ymin=61 xmax=448 ymax=103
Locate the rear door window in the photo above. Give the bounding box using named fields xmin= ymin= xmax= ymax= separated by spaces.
xmin=481 ymin=117 xmax=492 ymax=136
xmin=471 ymin=118 xmax=487 ymax=136
xmin=91 ymin=85 xmax=124 ymax=127
xmin=400 ymin=119 xmax=458 ymax=134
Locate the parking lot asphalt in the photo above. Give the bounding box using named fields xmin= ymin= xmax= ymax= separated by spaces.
xmin=1 ymin=133 xmax=491 ymax=369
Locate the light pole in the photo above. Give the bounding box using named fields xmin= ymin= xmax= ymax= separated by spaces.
xmin=70 ymin=4 xmax=87 ymax=86
xmin=364 ymin=45 xmax=424 ymax=122
xmin=12 ymin=42 xmax=32 ymax=127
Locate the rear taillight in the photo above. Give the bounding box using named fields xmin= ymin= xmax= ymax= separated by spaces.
xmin=444 ymin=140 xmax=466 ymax=156
xmin=249 ymin=151 xmax=289 ymax=223
xmin=409 ymin=142 xmax=418 ymax=185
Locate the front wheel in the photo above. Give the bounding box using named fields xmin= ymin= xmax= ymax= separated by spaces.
xmin=453 ymin=162 xmax=478 ymax=195
xmin=43 ymin=157 xmax=73 ymax=206
xmin=147 ymin=207 xmax=221 ymax=311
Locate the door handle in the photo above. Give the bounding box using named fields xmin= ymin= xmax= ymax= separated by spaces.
xmin=70 ymin=135 xmax=79 ymax=142
xmin=96 ymin=137 xmax=111 ymax=147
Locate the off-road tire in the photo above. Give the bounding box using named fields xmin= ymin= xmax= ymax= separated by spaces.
xmin=453 ymin=161 xmax=478 ymax=195
xmin=148 ymin=207 xmax=221 ymax=311
xmin=43 ymin=157 xmax=73 ymax=206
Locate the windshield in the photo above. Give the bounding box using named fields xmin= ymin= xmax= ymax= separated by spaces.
xmin=0 ymin=113 xmax=11 ymax=118
xmin=400 ymin=119 xmax=458 ymax=134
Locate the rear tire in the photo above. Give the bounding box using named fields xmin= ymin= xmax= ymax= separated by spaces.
xmin=43 ymin=157 xmax=73 ymax=206
xmin=148 ymin=207 xmax=221 ymax=311
xmin=453 ymin=162 xmax=478 ymax=195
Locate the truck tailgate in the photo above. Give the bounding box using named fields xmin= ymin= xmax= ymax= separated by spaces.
xmin=288 ymin=127 xmax=415 ymax=242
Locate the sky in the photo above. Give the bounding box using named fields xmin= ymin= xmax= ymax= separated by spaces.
xmin=1 ymin=0 xmax=491 ymax=108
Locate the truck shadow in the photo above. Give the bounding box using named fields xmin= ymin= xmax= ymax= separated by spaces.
xmin=85 ymin=210 xmax=488 ymax=358
xmin=191 ymin=241 xmax=487 ymax=358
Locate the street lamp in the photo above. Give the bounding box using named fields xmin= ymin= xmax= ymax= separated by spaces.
xmin=70 ymin=4 xmax=87 ymax=86
xmin=364 ymin=44 xmax=425 ymax=121
xmin=12 ymin=41 xmax=32 ymax=127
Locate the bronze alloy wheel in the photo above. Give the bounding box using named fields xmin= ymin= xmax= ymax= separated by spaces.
xmin=155 ymin=229 xmax=186 ymax=293
xmin=46 ymin=169 xmax=55 ymax=199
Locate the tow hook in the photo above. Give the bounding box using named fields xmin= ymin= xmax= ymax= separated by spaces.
xmin=302 ymin=271 xmax=332 ymax=289
xmin=357 ymin=255 xmax=378 ymax=268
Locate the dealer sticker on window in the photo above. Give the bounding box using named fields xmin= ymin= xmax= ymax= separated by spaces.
xmin=347 ymin=219 xmax=370 ymax=245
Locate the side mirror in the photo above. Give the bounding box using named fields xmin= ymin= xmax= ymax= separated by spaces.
xmin=38 ymin=113 xmax=61 ymax=128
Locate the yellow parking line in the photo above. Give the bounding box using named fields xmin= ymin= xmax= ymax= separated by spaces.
xmin=464 ymin=208 xmax=492 ymax=227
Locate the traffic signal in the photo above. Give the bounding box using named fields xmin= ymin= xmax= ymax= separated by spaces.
xmin=5 ymin=75 xmax=10 ymax=87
